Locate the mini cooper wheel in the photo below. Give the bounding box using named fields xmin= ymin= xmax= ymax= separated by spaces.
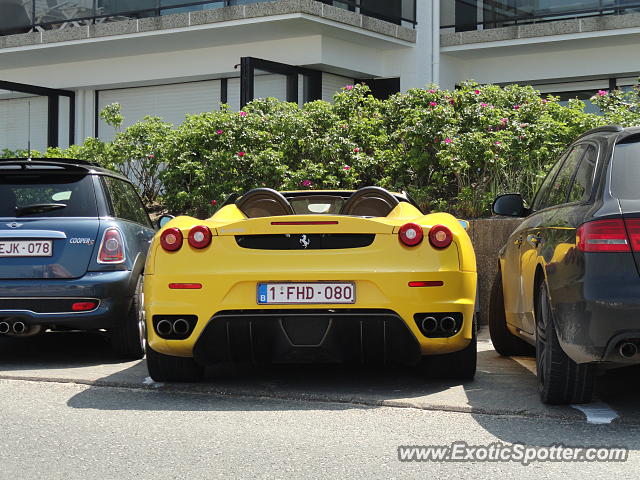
xmin=110 ymin=275 xmax=146 ymax=360
xmin=535 ymin=281 xmax=595 ymax=405
xmin=489 ymin=270 xmax=534 ymax=356
xmin=146 ymin=346 xmax=204 ymax=382
xmin=423 ymin=318 xmax=477 ymax=380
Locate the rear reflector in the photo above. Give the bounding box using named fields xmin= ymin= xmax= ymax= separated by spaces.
xmin=409 ymin=281 xmax=444 ymax=287
xmin=72 ymin=301 xmax=98 ymax=312
xmin=97 ymin=227 xmax=125 ymax=263
xmin=271 ymin=221 xmax=339 ymax=225
xmin=577 ymin=219 xmax=631 ymax=252
xmin=169 ymin=283 xmax=202 ymax=289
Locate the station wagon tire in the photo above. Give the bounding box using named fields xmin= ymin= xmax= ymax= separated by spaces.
xmin=110 ymin=275 xmax=146 ymax=360
xmin=489 ymin=270 xmax=534 ymax=356
xmin=424 ymin=317 xmax=477 ymax=380
xmin=535 ymin=281 xmax=595 ymax=405
xmin=146 ymin=346 xmax=204 ymax=382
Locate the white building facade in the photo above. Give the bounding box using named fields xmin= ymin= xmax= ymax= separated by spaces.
xmin=1 ymin=0 xmax=640 ymax=152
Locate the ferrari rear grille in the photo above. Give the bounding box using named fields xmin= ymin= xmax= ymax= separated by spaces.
xmin=193 ymin=309 xmax=421 ymax=366
xmin=235 ymin=234 xmax=375 ymax=250
xmin=0 ymin=298 xmax=99 ymax=313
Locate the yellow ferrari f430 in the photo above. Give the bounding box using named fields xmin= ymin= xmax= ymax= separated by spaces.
xmin=143 ymin=187 xmax=477 ymax=381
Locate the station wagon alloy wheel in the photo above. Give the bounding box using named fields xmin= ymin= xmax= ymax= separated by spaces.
xmin=535 ymin=282 xmax=594 ymax=405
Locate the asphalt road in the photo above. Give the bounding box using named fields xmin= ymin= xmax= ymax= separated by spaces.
xmin=0 ymin=328 xmax=639 ymax=478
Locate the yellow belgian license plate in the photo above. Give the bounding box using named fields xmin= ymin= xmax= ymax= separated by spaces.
xmin=257 ymin=282 xmax=355 ymax=304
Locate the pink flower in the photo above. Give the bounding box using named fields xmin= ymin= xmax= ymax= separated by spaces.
xmin=480 ymin=103 xmax=488 ymax=107
xmin=148 ymin=153 xmax=155 ymax=159
xmin=216 ymin=129 xmax=223 ymax=134
xmin=474 ymin=89 xmax=480 ymax=95
xmin=210 ymin=199 xmax=217 ymax=206
xmin=239 ymin=111 xmax=247 ymax=117
xmin=449 ymin=99 xmax=455 ymax=105
xmin=237 ymin=151 xmax=245 ymax=157
xmin=495 ymin=141 xmax=502 ymax=145
xmin=429 ymin=102 xmax=437 ymax=107
xmin=597 ymin=90 xmax=608 ymax=96
xmin=345 ymin=85 xmax=354 ymax=91
xmin=301 ymin=180 xmax=312 ymax=187
xmin=343 ymin=165 xmax=351 ymax=171
xmin=542 ymin=99 xmax=548 ymax=104
xmin=500 ymin=118 xmax=508 ymax=126
xmin=353 ymin=147 xmax=361 ymax=153
xmin=428 ymin=89 xmax=437 ymax=94
xmin=513 ymin=104 xmax=520 ymax=110
xmin=444 ymin=138 xmax=452 ymax=144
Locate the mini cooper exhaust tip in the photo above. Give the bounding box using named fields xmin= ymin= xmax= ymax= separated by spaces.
xmin=619 ymin=342 xmax=638 ymax=359
xmin=12 ymin=321 xmax=26 ymax=334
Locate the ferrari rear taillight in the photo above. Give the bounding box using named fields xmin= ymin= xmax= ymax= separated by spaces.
xmin=428 ymin=225 xmax=453 ymax=249
xmin=160 ymin=227 xmax=183 ymax=252
xmin=98 ymin=227 xmax=125 ymax=263
xmin=188 ymin=225 xmax=212 ymax=249
xmin=399 ymin=223 xmax=424 ymax=246
xmin=577 ymin=219 xmax=631 ymax=252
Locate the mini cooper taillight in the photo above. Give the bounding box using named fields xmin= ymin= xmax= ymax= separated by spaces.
xmin=188 ymin=225 xmax=212 ymax=249
xmin=98 ymin=227 xmax=125 ymax=263
xmin=399 ymin=223 xmax=424 ymax=246
xmin=577 ymin=218 xmax=640 ymax=252
xmin=428 ymin=225 xmax=453 ymax=249
xmin=160 ymin=228 xmax=183 ymax=252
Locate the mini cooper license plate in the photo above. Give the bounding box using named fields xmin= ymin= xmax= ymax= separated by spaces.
xmin=257 ymin=282 xmax=355 ymax=305
xmin=0 ymin=240 xmax=53 ymax=257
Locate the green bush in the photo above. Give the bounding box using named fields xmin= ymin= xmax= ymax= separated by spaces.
xmin=5 ymin=80 xmax=638 ymax=218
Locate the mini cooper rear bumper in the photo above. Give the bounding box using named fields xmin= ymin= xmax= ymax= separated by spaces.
xmin=0 ymin=271 xmax=135 ymax=330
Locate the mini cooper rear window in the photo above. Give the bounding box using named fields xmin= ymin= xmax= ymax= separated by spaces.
xmin=612 ymin=142 xmax=640 ymax=200
xmin=0 ymin=174 xmax=97 ymax=218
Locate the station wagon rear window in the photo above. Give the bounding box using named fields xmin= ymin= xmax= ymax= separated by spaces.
xmin=0 ymin=174 xmax=97 ymax=218
xmin=611 ymin=142 xmax=640 ymax=200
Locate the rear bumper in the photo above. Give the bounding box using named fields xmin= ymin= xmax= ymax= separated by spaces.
xmin=0 ymin=271 xmax=134 ymax=329
xmin=145 ymin=270 xmax=477 ymax=361
xmin=551 ymin=258 xmax=640 ymax=364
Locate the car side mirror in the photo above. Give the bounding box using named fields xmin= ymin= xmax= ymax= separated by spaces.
xmin=493 ymin=194 xmax=528 ymax=217
xmin=157 ymin=215 xmax=174 ymax=228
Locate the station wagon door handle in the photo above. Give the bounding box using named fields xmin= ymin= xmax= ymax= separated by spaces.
xmin=527 ymin=234 xmax=542 ymax=247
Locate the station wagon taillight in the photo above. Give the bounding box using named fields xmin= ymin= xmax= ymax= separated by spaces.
xmin=160 ymin=228 xmax=183 ymax=252
xmin=188 ymin=225 xmax=212 ymax=249
xmin=98 ymin=227 xmax=125 ymax=263
xmin=577 ymin=218 xmax=640 ymax=252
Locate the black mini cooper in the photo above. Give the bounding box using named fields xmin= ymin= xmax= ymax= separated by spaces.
xmin=0 ymin=158 xmax=155 ymax=358
xmin=491 ymin=125 xmax=640 ymax=404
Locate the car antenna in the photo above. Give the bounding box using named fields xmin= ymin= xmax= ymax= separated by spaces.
xmin=27 ymin=99 xmax=32 ymax=161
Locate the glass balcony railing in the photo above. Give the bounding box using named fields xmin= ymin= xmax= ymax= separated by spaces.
xmin=0 ymin=0 xmax=416 ymax=37
xmin=442 ymin=0 xmax=640 ymax=31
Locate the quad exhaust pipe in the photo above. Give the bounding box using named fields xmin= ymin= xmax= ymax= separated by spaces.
xmin=619 ymin=342 xmax=638 ymax=359
xmin=155 ymin=318 xmax=193 ymax=338
xmin=0 ymin=321 xmax=9 ymax=334
xmin=12 ymin=321 xmax=26 ymax=334
xmin=421 ymin=316 xmax=438 ymax=334
xmin=439 ymin=316 xmax=457 ymax=335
